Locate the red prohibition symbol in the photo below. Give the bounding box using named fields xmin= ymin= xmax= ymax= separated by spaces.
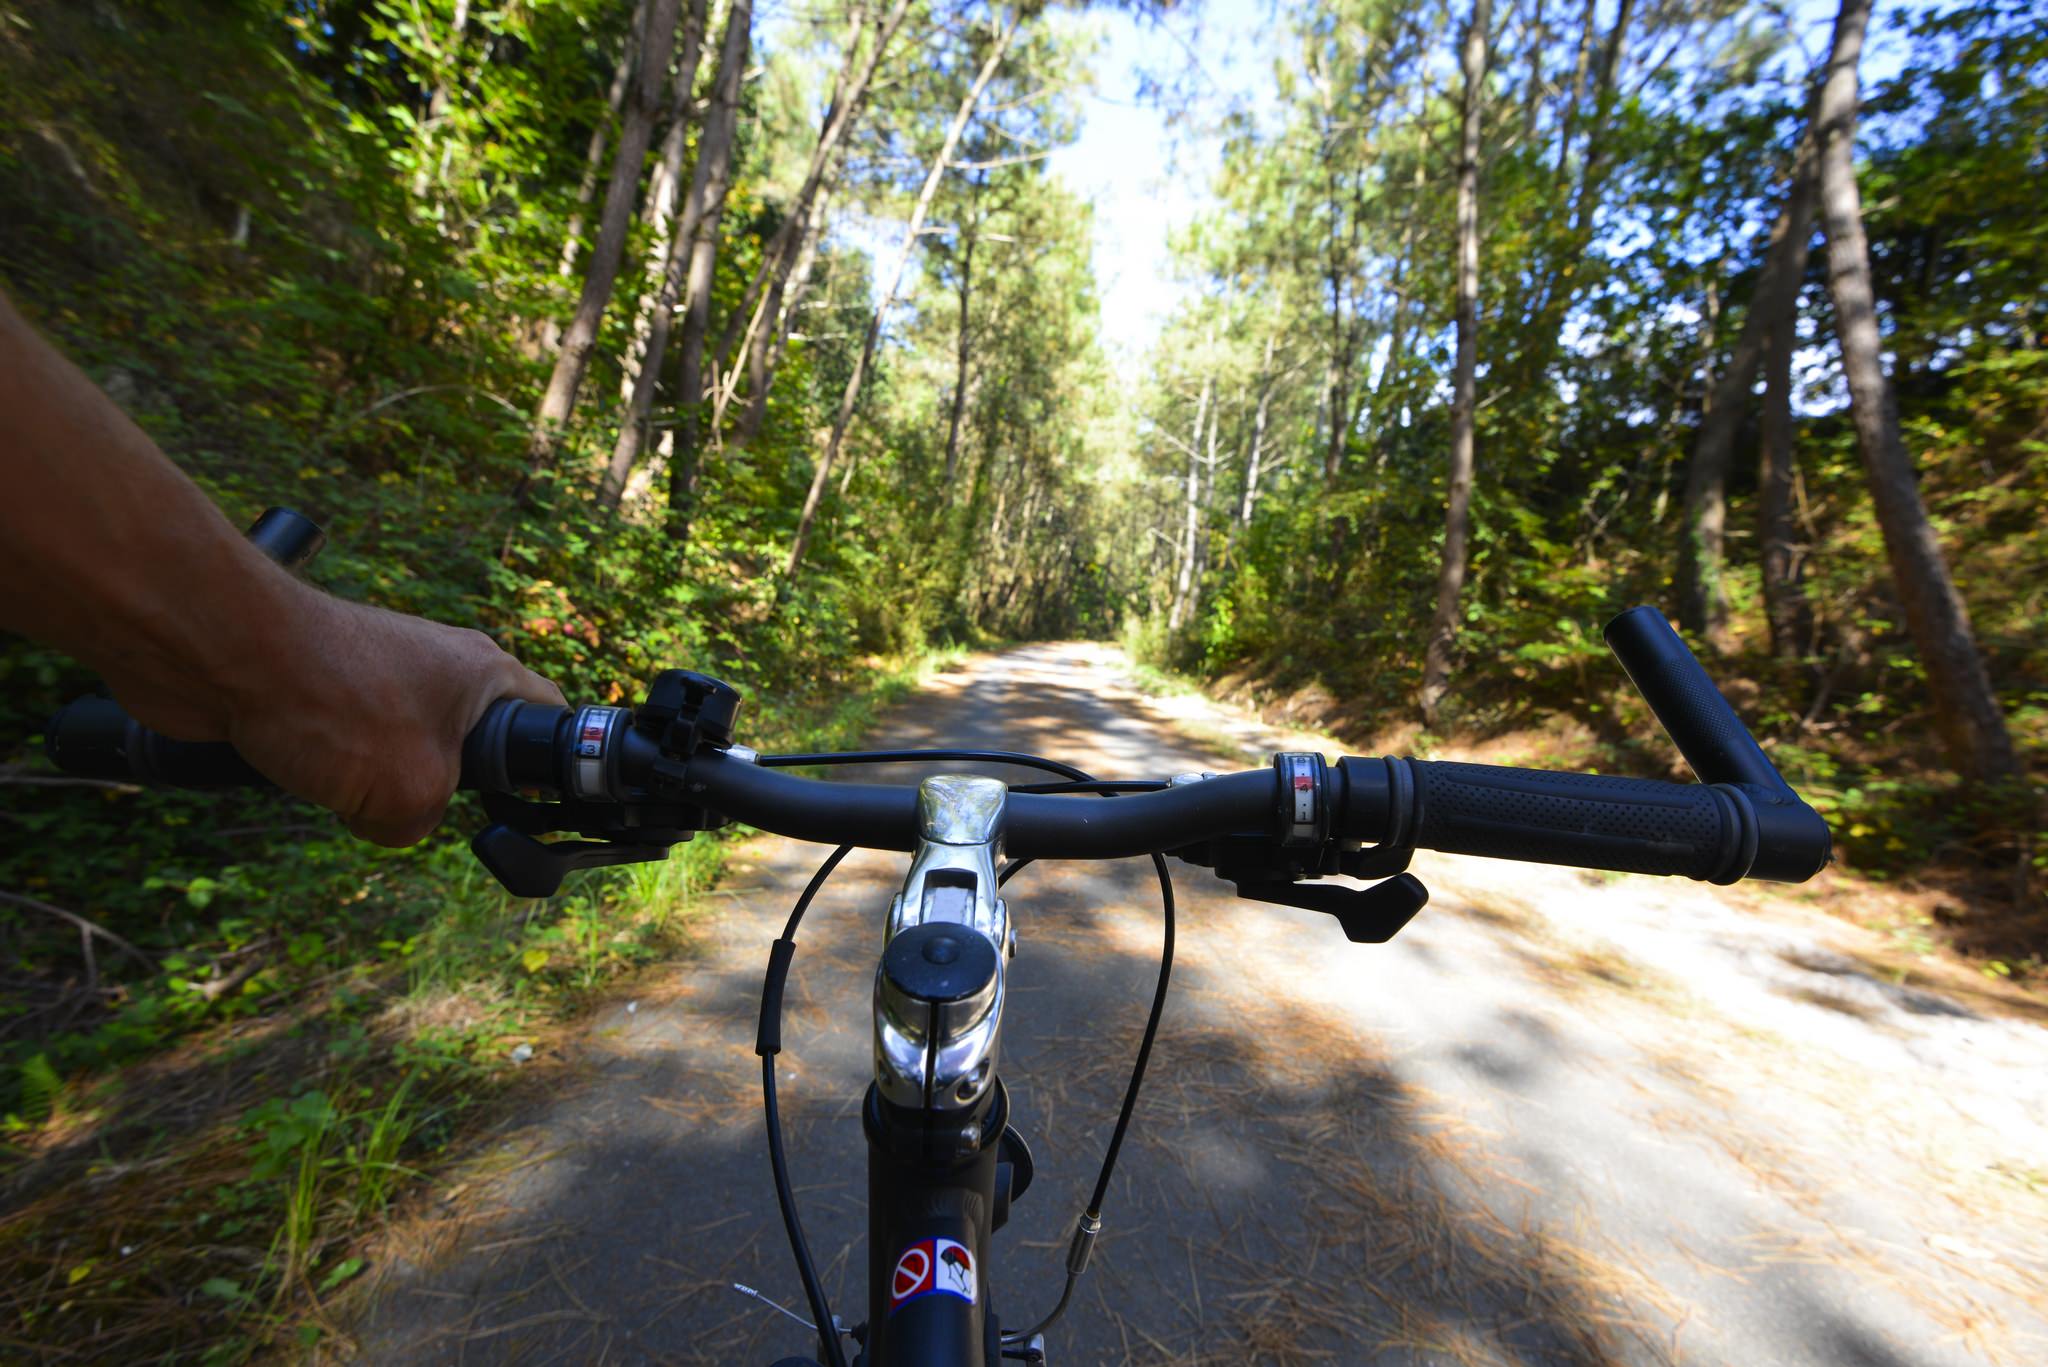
xmin=891 ymin=1245 xmax=932 ymax=1305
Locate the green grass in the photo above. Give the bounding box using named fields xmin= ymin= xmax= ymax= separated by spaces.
xmin=0 ymin=643 xmax=959 ymax=1362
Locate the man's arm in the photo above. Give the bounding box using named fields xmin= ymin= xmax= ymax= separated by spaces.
xmin=0 ymin=288 xmax=563 ymax=846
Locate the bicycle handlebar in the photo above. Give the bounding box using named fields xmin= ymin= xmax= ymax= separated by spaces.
xmin=45 ymin=711 xmax=1830 ymax=888
xmin=40 ymin=603 xmax=1831 ymax=888
xmin=669 ymin=748 xmax=1825 ymax=883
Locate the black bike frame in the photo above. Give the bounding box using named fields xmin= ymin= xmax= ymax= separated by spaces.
xmin=859 ymin=1081 xmax=1010 ymax=1365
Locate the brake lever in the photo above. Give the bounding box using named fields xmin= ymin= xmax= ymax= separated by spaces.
xmin=1230 ymin=873 xmax=1430 ymax=944
xmin=471 ymin=825 xmax=672 ymax=900
xmin=469 ymin=792 xmax=705 ymax=900
xmin=1172 ymin=782 xmax=1427 ymax=944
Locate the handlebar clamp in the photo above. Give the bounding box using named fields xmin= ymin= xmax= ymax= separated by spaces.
xmin=635 ymin=669 xmax=744 ymax=757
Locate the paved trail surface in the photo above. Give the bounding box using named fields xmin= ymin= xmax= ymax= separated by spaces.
xmin=350 ymin=644 xmax=2048 ymax=1366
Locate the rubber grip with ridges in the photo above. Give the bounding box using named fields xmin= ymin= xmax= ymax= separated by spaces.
xmin=1409 ymin=760 xmax=1749 ymax=882
xmin=45 ymin=696 xmax=267 ymax=788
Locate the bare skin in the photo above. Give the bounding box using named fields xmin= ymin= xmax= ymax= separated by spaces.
xmin=0 ymin=289 xmax=562 ymax=846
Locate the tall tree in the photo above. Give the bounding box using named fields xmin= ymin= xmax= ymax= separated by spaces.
xmin=545 ymin=0 xmax=649 ymax=353
xmin=598 ymin=0 xmax=751 ymax=519
xmin=520 ymin=0 xmax=684 ymax=499
xmin=942 ymin=176 xmax=987 ymax=484
xmin=1168 ymin=371 xmax=1214 ymax=632
xmin=785 ymin=8 xmax=1023 ymax=577
xmin=1811 ymin=0 xmax=2018 ymax=781
xmin=1756 ymin=290 xmax=1814 ymax=663
xmin=1235 ymin=333 xmax=1279 ymax=534
xmin=615 ymin=0 xmax=713 ymax=410
xmin=1674 ymin=123 xmax=1821 ymax=644
xmin=1420 ymin=0 xmax=1491 ymax=726
xmin=718 ymin=0 xmax=918 ymax=443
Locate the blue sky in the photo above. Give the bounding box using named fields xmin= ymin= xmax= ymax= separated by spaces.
xmin=1045 ymin=0 xmax=1288 ymax=374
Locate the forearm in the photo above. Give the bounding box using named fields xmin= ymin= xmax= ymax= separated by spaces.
xmin=1 ymin=288 xmax=563 ymax=845
xmin=0 ymin=289 xmax=306 ymax=739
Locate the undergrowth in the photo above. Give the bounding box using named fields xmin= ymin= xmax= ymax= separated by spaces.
xmin=0 ymin=646 xmax=955 ymax=1363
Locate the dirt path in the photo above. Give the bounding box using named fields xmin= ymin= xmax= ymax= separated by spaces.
xmin=346 ymin=644 xmax=2048 ymax=1365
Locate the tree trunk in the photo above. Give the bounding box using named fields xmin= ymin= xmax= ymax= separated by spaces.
xmin=734 ymin=186 xmax=832 ymax=444
xmin=1420 ymin=0 xmax=1490 ymax=727
xmin=1757 ymin=305 xmax=1813 ymax=663
xmin=545 ymin=0 xmax=647 ymax=354
xmin=1675 ymin=129 xmax=1820 ymax=642
xmin=717 ymin=0 xmax=915 ymax=433
xmin=660 ymin=0 xmax=753 ymax=543
xmin=942 ymin=192 xmax=980 ymax=485
xmin=616 ymin=0 xmax=713 ymax=409
xmin=1192 ymin=382 xmax=1221 ymax=589
xmin=520 ymin=0 xmax=683 ymax=498
xmin=1168 ymin=374 xmax=1212 ymax=633
xmin=593 ymin=0 xmax=748 ymax=520
xmin=784 ymin=10 xmax=1021 ymax=578
xmin=1236 ymin=335 xmax=1277 ymax=530
xmin=1319 ymin=354 xmax=1345 ymax=484
xmin=1812 ymin=0 xmax=2017 ymax=781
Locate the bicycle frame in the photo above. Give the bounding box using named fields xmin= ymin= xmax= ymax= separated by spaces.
xmin=854 ymin=775 xmax=1028 ymax=1366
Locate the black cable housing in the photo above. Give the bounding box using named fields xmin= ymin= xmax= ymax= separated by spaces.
xmin=759 ymin=844 xmax=854 ymax=1367
xmin=1087 ymin=851 xmax=1175 ymax=1217
xmin=996 ymin=850 xmax=1176 ymax=1345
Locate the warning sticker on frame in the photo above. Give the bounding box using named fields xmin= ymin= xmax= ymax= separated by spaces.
xmin=887 ymin=1237 xmax=976 ymax=1314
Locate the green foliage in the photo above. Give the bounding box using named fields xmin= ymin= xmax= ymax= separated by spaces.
xmin=0 ymin=2 xmax=1082 ymax=1353
xmin=1131 ymin=0 xmax=2046 ymax=939
xmin=5 ymin=0 xmax=2040 ymax=1351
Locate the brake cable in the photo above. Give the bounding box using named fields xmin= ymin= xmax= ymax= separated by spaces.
xmin=759 ymin=843 xmax=855 ymax=1367
xmin=997 ymin=850 xmax=1175 ymax=1346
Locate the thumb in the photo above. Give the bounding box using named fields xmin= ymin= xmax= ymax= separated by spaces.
xmin=504 ymin=662 xmax=566 ymax=708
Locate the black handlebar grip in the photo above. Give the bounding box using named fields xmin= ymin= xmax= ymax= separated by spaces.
xmin=48 ymin=695 xmax=567 ymax=796
xmin=460 ymin=699 xmax=574 ymax=793
xmin=45 ymin=696 xmax=268 ymax=788
xmin=1408 ymin=759 xmax=1756 ymax=883
xmin=1603 ymin=606 xmax=1789 ymax=796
